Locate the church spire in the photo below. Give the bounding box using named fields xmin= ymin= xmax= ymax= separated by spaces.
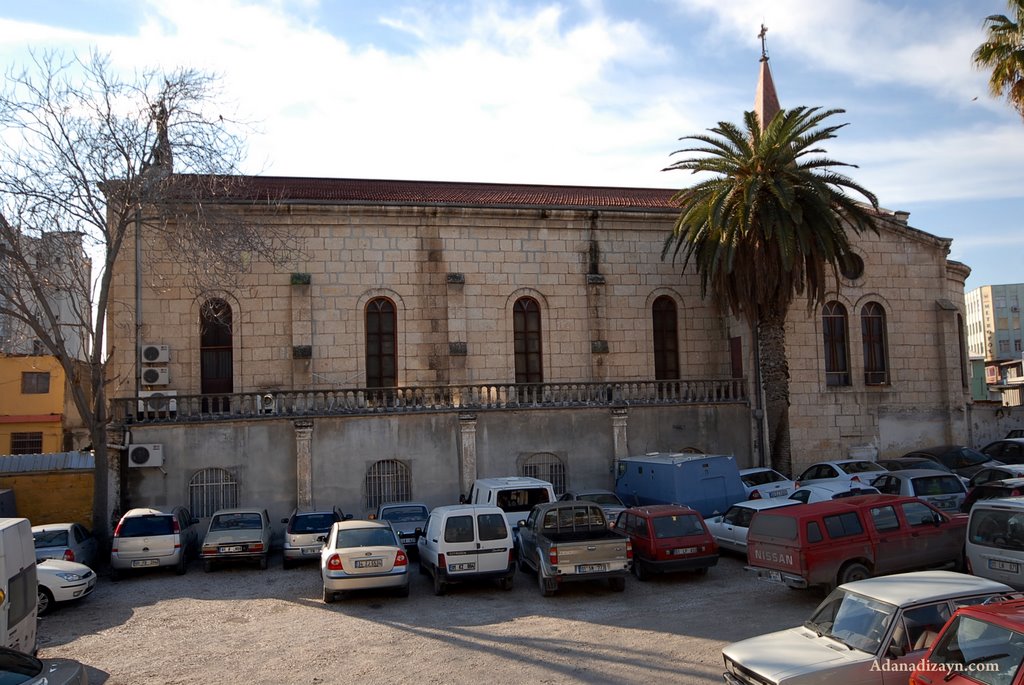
xmin=753 ymin=24 xmax=781 ymax=132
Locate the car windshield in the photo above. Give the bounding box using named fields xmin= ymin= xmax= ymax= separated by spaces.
xmin=380 ymin=506 xmax=428 ymax=523
xmin=741 ymin=470 xmax=786 ymax=486
xmin=496 ymin=488 xmax=551 ymax=513
xmin=911 ymin=476 xmax=964 ymax=496
xmin=210 ymin=513 xmax=263 ymax=531
xmin=652 ymin=515 xmax=705 ymax=538
xmin=33 ymin=530 xmax=68 ymax=548
xmin=804 ymin=589 xmax=897 ymax=654
xmin=118 ymin=515 xmax=174 ymax=537
xmin=336 ymin=527 xmax=397 ymax=549
xmin=580 ymin=493 xmax=624 ymax=507
xmin=945 ymin=448 xmax=991 ymax=469
xmin=291 ymin=513 xmax=338 ymax=533
xmin=926 ymin=615 xmax=1024 ymax=685
xmin=841 ymin=461 xmax=887 ymax=474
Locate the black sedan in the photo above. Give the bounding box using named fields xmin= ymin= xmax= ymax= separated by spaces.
xmin=900 ymin=445 xmax=1002 ymax=479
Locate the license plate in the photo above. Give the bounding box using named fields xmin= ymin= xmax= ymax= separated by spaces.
xmin=673 ymin=547 xmax=698 ymax=555
xmin=354 ymin=558 xmax=384 ymax=569
xmin=220 ymin=545 xmax=244 ymax=553
xmin=762 ymin=570 xmax=782 ymax=583
xmin=990 ymin=559 xmax=1020 ymax=573
xmin=576 ymin=563 xmax=607 ymax=573
xmin=769 ymin=490 xmax=786 ymax=497
xmin=302 ymin=546 xmax=320 ymax=555
xmin=131 ymin=559 xmax=159 ymax=568
xmin=449 ymin=562 xmax=476 ymax=572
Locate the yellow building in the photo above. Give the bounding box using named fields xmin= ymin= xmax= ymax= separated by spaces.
xmin=0 ymin=355 xmax=86 ymax=454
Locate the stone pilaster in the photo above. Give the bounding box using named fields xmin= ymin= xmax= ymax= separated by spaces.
xmin=293 ymin=420 xmax=314 ymax=509
xmin=458 ymin=412 xmax=478 ymax=497
xmin=611 ymin=407 xmax=629 ymax=460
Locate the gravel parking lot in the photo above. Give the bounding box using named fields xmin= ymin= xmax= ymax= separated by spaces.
xmin=38 ymin=553 xmax=823 ymax=685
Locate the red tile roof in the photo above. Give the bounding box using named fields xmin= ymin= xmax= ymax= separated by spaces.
xmin=200 ymin=175 xmax=681 ymax=212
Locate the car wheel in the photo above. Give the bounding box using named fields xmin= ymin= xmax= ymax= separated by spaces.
xmin=322 ymin=586 xmax=335 ymax=604
xmin=418 ymin=560 xmax=428 ymax=576
xmin=259 ymin=555 xmax=268 ymax=571
xmin=498 ymin=574 xmax=514 ymax=591
xmin=633 ymin=561 xmax=648 ymax=582
xmin=175 ymin=554 xmax=187 ymax=576
xmin=395 ymin=582 xmax=410 ymax=598
xmin=609 ymin=576 xmax=626 ymax=592
xmin=537 ymin=570 xmax=555 ymax=597
xmin=37 ymin=586 xmax=54 ymax=616
xmin=203 ymin=560 xmax=213 ymax=573
xmin=283 ymin=558 xmax=293 ymax=570
xmin=838 ymin=562 xmax=870 ymax=586
xmin=695 ymin=567 xmax=708 ymax=577
xmin=432 ymin=567 xmax=446 ymax=596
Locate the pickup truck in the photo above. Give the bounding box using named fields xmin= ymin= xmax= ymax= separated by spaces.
xmin=746 ymin=494 xmax=968 ymax=591
xmin=515 ymin=501 xmax=632 ymax=596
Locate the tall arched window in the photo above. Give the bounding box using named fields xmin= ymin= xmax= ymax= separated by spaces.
xmin=365 ymin=459 xmax=411 ymax=510
xmin=823 ymin=301 xmax=850 ymax=387
xmin=365 ymin=298 xmax=397 ymax=388
xmin=513 ymin=297 xmax=543 ymax=383
xmin=652 ymin=296 xmax=679 ymax=380
xmin=200 ymin=298 xmax=233 ymax=395
xmin=189 ymin=467 xmax=238 ymax=518
xmin=861 ymin=301 xmax=889 ymax=385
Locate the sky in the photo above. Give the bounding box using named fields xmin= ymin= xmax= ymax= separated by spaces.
xmin=0 ymin=0 xmax=1021 ymax=292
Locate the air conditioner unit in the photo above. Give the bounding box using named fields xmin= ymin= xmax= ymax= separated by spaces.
xmin=138 ymin=390 xmax=177 ymax=414
xmin=141 ymin=343 xmax=170 ymax=363
xmin=142 ymin=367 xmax=170 ymax=385
xmin=127 ymin=443 xmax=164 ymax=468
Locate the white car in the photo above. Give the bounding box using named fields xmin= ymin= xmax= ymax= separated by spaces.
xmin=738 ymin=468 xmax=796 ymax=500
xmin=795 ymin=459 xmax=888 ymax=486
xmin=36 ymin=559 xmax=97 ymax=615
xmin=722 ymin=571 xmax=1012 ymax=685
xmin=321 ymin=519 xmax=410 ymax=602
xmin=788 ymin=479 xmax=880 ymax=503
xmin=704 ymin=498 xmax=802 ymax=554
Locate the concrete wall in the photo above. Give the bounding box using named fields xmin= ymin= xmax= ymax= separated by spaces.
xmin=0 ymin=471 xmax=93 ymax=526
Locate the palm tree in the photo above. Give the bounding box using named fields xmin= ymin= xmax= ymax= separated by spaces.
xmin=973 ymin=0 xmax=1024 ymax=119
xmin=662 ymin=106 xmax=879 ymax=475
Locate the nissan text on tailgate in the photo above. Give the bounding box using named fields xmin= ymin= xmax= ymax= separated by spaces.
xmin=745 ymin=494 xmax=968 ymax=591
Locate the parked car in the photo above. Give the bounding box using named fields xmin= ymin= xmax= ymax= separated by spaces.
xmin=1008 ymin=429 xmax=1024 ymax=439
xmin=372 ymin=502 xmax=428 ymax=553
xmin=704 ymin=498 xmax=802 ymax=555
xmin=738 ymin=467 xmax=796 ymax=500
xmin=516 ymin=501 xmax=631 ymax=595
xmin=901 ymin=444 xmax=1002 ymax=479
xmin=557 ymin=489 xmax=626 ymax=523
xmin=464 ymin=477 xmax=556 ymax=532
xmin=611 ymin=504 xmax=717 ymax=580
xmin=747 ymin=494 xmax=968 ymax=591
xmin=981 ymin=437 xmax=1024 ymax=465
xmin=969 ymin=466 xmax=1024 ymax=489
xmin=788 ymin=479 xmax=880 ymax=503
xmin=31 ymin=523 xmax=97 ymax=567
xmin=417 ymin=504 xmax=515 ymax=595
xmin=0 ymin=647 xmax=88 ymax=685
xmin=966 ymin=497 xmax=1024 ymax=589
xmin=201 ymin=508 xmax=272 ymax=572
xmin=910 ymin=596 xmax=1024 ymax=685
xmin=869 ymin=469 xmax=967 ymax=512
xmin=723 ymin=571 xmax=1013 ymax=685
xmin=281 ymin=507 xmax=350 ymax=569
xmin=961 ymin=477 xmax=1024 ymax=513
xmin=321 ymin=519 xmax=409 ymax=602
xmin=36 ymin=559 xmax=96 ymax=615
xmin=795 ymin=459 xmax=888 ymax=486
xmin=110 ymin=506 xmax=200 ymax=579
xmin=877 ymin=457 xmax=961 ymax=477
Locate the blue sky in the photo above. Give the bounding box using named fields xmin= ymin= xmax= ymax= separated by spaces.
xmin=1 ymin=0 xmax=1021 ymax=292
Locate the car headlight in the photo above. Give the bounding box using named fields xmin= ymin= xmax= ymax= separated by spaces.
xmin=54 ymin=572 xmax=83 ymax=582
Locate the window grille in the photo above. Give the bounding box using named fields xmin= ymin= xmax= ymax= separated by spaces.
xmin=21 ymin=372 xmax=50 ymax=394
xmin=189 ymin=468 xmax=238 ymax=518
xmin=365 ymin=459 xmax=411 ymax=510
xmin=823 ymin=301 xmax=850 ymax=387
xmin=522 ymin=453 xmax=566 ymax=495
xmin=10 ymin=432 xmax=42 ymax=455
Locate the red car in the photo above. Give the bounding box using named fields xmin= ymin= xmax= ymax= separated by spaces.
xmin=910 ymin=597 xmax=1024 ymax=685
xmin=611 ymin=504 xmax=717 ymax=580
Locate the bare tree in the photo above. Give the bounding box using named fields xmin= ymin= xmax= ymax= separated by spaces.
xmin=0 ymin=50 xmax=292 ymax=541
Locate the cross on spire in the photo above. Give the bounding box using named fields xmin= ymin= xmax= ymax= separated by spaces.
xmin=758 ymin=24 xmax=769 ymax=62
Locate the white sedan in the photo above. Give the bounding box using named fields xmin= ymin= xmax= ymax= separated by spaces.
xmin=738 ymin=468 xmax=796 ymax=499
xmin=788 ymin=479 xmax=880 ymax=503
xmin=795 ymin=459 xmax=888 ymax=486
xmin=704 ymin=498 xmax=802 ymax=554
xmin=321 ymin=519 xmax=410 ymax=602
xmin=37 ymin=559 xmax=97 ymax=615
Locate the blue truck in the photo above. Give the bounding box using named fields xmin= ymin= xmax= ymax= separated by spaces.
xmin=614 ymin=452 xmax=747 ymax=517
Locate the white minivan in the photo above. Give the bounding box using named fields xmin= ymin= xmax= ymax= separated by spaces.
xmin=0 ymin=518 xmax=37 ymax=654
xmin=416 ymin=504 xmax=515 ymax=596
xmin=465 ymin=477 xmax=556 ymax=532
xmin=966 ymin=497 xmax=1024 ymax=589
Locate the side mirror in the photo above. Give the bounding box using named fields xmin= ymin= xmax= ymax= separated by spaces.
xmin=343 ymin=514 xmax=354 ymax=521
xmin=517 ymin=520 xmax=527 ymax=528
xmin=934 ymin=514 xmax=944 ymax=527
xmin=414 ymin=527 xmax=424 ymax=538
xmin=458 ymin=494 xmax=467 ymax=504
xmin=368 ymin=513 xmax=377 ymax=520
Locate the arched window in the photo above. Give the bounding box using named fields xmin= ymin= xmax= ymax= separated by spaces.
xmin=200 ymin=298 xmax=233 ymax=394
xmin=861 ymin=302 xmax=889 ymax=385
xmin=365 ymin=298 xmax=397 ymax=388
xmin=823 ymin=301 xmax=850 ymax=387
xmin=521 ymin=453 xmax=566 ymax=495
xmin=513 ymin=297 xmax=543 ymax=383
xmin=652 ymin=296 xmax=680 ymax=380
xmin=189 ymin=468 xmax=238 ymax=518
xmin=365 ymin=459 xmax=411 ymax=510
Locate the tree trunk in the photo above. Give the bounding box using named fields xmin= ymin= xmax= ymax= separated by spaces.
xmin=758 ymin=312 xmax=792 ymax=476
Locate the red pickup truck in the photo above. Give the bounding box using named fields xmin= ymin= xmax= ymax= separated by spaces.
xmin=746 ymin=494 xmax=967 ymax=591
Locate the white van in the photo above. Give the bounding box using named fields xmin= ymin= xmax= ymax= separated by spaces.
xmin=0 ymin=518 xmax=37 ymax=654
xmin=465 ymin=477 xmax=556 ymax=531
xmin=966 ymin=497 xmax=1024 ymax=589
xmin=416 ymin=504 xmax=516 ymax=596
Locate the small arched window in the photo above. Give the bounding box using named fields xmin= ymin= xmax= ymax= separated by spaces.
xmin=365 ymin=298 xmax=397 ymax=388
xmin=200 ymin=298 xmax=233 ymax=395
xmin=823 ymin=301 xmax=850 ymax=387
xmin=189 ymin=468 xmax=238 ymax=518
xmin=652 ymin=296 xmax=679 ymax=380
xmin=513 ymin=297 xmax=543 ymax=383
xmin=521 ymin=453 xmax=566 ymax=495
xmin=365 ymin=459 xmax=411 ymax=510
xmin=861 ymin=302 xmax=889 ymax=385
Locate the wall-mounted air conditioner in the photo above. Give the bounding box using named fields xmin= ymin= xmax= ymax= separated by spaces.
xmin=142 ymin=367 xmax=170 ymax=385
xmin=138 ymin=390 xmax=177 ymax=414
xmin=141 ymin=343 xmax=170 ymax=363
xmin=127 ymin=443 xmax=164 ymax=468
